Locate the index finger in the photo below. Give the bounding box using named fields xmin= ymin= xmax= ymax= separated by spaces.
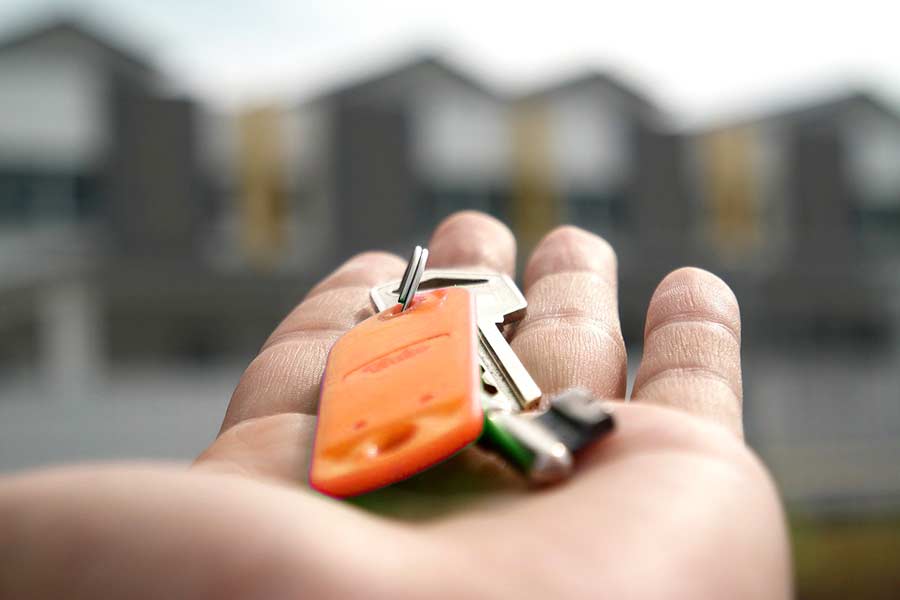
xmin=221 ymin=251 xmax=406 ymax=431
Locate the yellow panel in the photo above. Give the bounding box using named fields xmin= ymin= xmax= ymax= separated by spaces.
xmin=700 ymin=126 xmax=761 ymax=261
xmin=511 ymin=101 xmax=560 ymax=253
xmin=238 ymin=106 xmax=287 ymax=268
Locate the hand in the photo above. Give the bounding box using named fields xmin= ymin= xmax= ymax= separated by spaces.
xmin=0 ymin=212 xmax=791 ymax=599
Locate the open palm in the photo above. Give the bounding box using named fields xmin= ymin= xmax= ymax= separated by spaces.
xmin=0 ymin=212 xmax=791 ymax=599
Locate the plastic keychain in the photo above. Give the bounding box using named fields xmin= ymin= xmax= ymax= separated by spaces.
xmin=310 ymin=280 xmax=482 ymax=497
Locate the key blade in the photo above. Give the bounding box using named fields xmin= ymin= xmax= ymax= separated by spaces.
xmin=414 ymin=276 xmax=490 ymax=291
xmin=479 ymin=367 xmax=517 ymax=413
xmin=372 ymin=270 xmax=526 ymax=324
xmin=478 ymin=317 xmax=542 ymax=410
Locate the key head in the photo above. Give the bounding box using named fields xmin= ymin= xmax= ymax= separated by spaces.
xmin=310 ymin=287 xmax=482 ymax=498
xmin=370 ymin=270 xmax=527 ymax=325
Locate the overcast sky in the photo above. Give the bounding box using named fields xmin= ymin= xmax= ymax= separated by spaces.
xmin=1 ymin=0 xmax=898 ymax=123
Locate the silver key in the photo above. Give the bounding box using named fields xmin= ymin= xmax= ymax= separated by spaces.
xmin=371 ymin=269 xmax=542 ymax=411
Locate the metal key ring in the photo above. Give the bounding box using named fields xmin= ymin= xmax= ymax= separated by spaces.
xmin=397 ymin=245 xmax=428 ymax=311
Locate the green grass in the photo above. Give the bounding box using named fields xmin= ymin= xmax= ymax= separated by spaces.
xmin=792 ymin=514 xmax=900 ymax=599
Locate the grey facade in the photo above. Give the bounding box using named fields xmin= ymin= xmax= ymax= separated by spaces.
xmin=288 ymin=56 xmax=514 ymax=262
xmin=1 ymin=18 xmax=899 ymax=515
xmin=0 ymin=20 xmax=306 ymax=387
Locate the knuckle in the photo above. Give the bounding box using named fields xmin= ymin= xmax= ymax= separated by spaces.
xmin=636 ymin=364 xmax=740 ymax=401
xmin=297 ymin=286 xmax=371 ymax=321
xmin=647 ymin=267 xmax=741 ymax=341
xmin=244 ymin=342 xmax=306 ymax=381
xmin=227 ymin=340 xmax=325 ymax=424
xmin=525 ymin=226 xmax=617 ymax=288
xmin=270 ymin=286 xmax=372 ymax=349
xmin=636 ymin=317 xmax=743 ymax=402
xmin=307 ymin=252 xmax=403 ymax=298
xmin=518 ymin=306 xmax=624 ymax=351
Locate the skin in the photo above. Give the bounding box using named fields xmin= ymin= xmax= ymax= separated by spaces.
xmin=0 ymin=211 xmax=792 ymax=599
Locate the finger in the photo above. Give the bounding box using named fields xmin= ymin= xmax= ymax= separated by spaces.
xmin=196 ymin=413 xmax=317 ymax=483
xmin=631 ymin=267 xmax=743 ymax=437
xmin=428 ymin=210 xmax=516 ymax=275
xmin=422 ymin=211 xmax=524 ymax=488
xmin=511 ymin=226 xmax=627 ymax=399
xmin=221 ymin=251 xmax=405 ymax=432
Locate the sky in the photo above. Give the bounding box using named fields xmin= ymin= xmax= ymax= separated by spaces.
xmin=1 ymin=0 xmax=898 ymax=124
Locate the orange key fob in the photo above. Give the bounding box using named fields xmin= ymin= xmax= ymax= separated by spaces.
xmin=310 ymin=287 xmax=482 ymax=497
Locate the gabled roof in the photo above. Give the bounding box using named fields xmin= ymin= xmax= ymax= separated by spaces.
xmin=0 ymin=17 xmax=157 ymax=76
xmin=771 ymin=90 xmax=900 ymax=125
xmin=692 ymin=89 xmax=900 ymax=134
xmin=518 ymin=69 xmax=662 ymax=122
xmin=300 ymin=53 xmax=502 ymax=107
xmin=520 ymin=70 xmax=652 ymax=105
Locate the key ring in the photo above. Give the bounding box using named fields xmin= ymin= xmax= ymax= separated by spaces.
xmin=396 ymin=245 xmax=428 ymax=311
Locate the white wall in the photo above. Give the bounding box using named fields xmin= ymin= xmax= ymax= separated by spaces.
xmin=195 ymin=108 xmax=238 ymax=189
xmin=338 ymin=61 xmax=513 ymax=190
xmin=545 ymin=82 xmax=630 ymax=193
xmin=411 ymin=67 xmax=511 ymax=188
xmin=845 ymin=104 xmax=900 ymax=208
xmin=0 ymin=46 xmax=107 ymax=170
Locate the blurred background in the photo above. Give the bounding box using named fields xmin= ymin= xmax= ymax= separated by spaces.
xmin=0 ymin=1 xmax=898 ymax=596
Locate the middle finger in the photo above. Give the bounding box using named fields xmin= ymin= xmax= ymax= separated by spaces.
xmin=428 ymin=210 xmax=517 ymax=275
xmin=511 ymin=226 xmax=627 ymax=400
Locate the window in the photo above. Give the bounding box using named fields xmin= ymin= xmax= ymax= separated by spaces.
xmin=0 ymin=168 xmax=102 ymax=224
xmin=417 ymin=184 xmax=511 ymax=231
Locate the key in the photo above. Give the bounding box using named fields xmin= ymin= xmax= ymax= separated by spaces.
xmin=371 ymin=270 xmax=542 ymax=412
xmin=480 ymin=389 xmax=616 ymax=483
xmin=309 ymin=286 xmax=482 ymax=498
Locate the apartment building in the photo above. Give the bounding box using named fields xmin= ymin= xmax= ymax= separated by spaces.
xmin=0 ymin=19 xmax=307 ymax=405
xmin=234 ymin=55 xmax=513 ymax=270
xmin=2 ymin=17 xmax=899 ymax=512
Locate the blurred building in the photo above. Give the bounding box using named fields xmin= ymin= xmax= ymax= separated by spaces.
xmin=0 ymin=19 xmax=310 ymax=415
xmin=0 ymin=19 xmax=205 ymax=255
xmin=686 ymin=92 xmax=900 ymax=338
xmin=511 ymin=72 xmax=664 ymax=243
xmin=685 ymin=92 xmax=900 ymax=513
xmin=264 ymin=55 xmax=513 ymax=263
xmin=0 ymin=18 xmax=192 ymax=393
xmin=510 ymin=72 xmax=689 ymax=333
xmin=1 ymin=17 xmax=899 ymax=516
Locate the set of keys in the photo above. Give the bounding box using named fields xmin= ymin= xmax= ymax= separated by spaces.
xmin=310 ymin=246 xmax=616 ymax=498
